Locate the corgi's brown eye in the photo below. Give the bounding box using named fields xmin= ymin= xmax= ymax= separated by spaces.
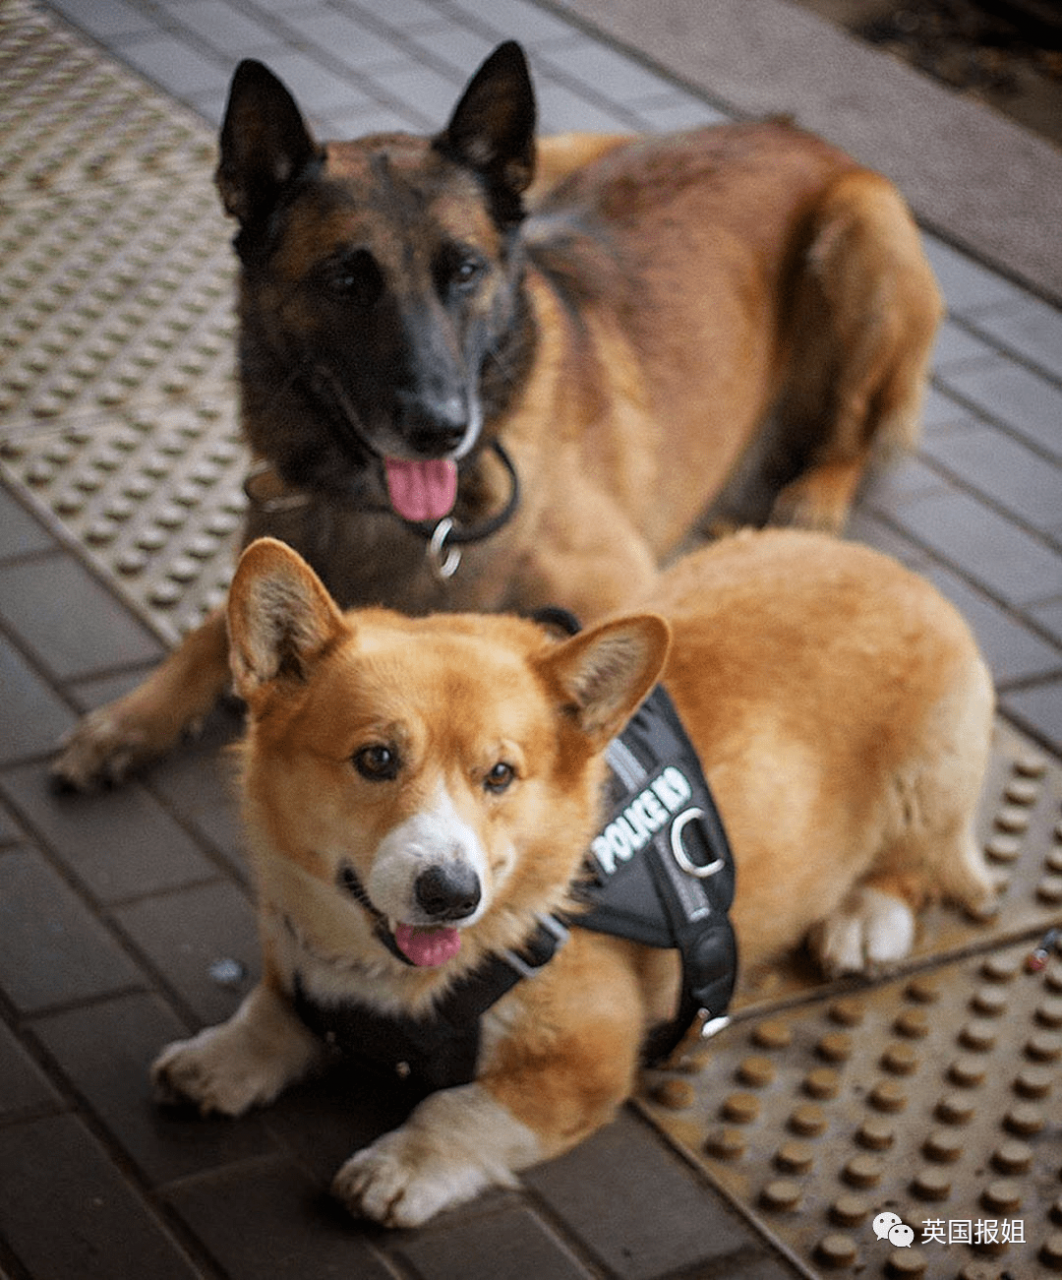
xmin=354 ymin=744 xmax=400 ymax=781
xmin=485 ymin=761 xmax=515 ymax=793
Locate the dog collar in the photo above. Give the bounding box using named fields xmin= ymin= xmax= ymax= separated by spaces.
xmin=242 ymin=438 xmax=521 ymax=584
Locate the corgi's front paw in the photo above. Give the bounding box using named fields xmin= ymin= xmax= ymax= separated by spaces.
xmin=334 ymin=1128 xmax=495 ymax=1228
xmin=152 ymin=985 xmax=323 ymax=1117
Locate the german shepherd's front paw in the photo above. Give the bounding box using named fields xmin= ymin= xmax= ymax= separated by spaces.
xmin=51 ymin=705 xmax=160 ymax=792
xmin=333 ymin=1129 xmax=496 ymax=1228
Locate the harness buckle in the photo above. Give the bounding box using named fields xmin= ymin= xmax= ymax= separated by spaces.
xmin=659 ymin=1007 xmax=731 ymax=1071
xmin=670 ymin=807 xmax=725 ymax=878
xmin=427 ymin=517 xmax=462 ymax=582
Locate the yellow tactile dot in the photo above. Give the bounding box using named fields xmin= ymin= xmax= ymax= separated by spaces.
xmin=905 ymin=976 xmax=940 ymax=1003
xmin=704 ymin=1126 xmax=746 ymax=1160
xmin=994 ymin=805 xmax=1030 ymax=834
xmin=887 ymin=1247 xmax=927 ymax=1276
xmin=982 ymin=1179 xmax=1022 ymax=1213
xmin=934 ymin=1092 xmax=974 ymax=1124
xmin=759 ymin=1179 xmax=802 ymax=1211
xmin=869 ymin=1080 xmax=908 ymax=1113
xmin=751 ymin=1019 xmax=792 ymax=1050
xmin=650 ymin=1078 xmax=694 ymax=1110
xmin=1037 ymin=875 xmax=1062 ymax=904
xmin=991 ymin=1140 xmax=1033 ymax=1174
xmin=971 ymin=985 xmax=1009 ymax=1016
xmin=959 ymin=1020 xmax=997 ymax=1051
xmin=773 ymin=1140 xmax=814 ymax=1174
xmin=788 ymin=1103 xmax=827 ymax=1137
xmin=721 ymin=1092 xmax=760 ymax=1124
xmin=947 ymin=1055 xmax=987 ymax=1087
xmin=803 ymin=1067 xmax=841 ymax=1099
xmin=829 ymin=1193 xmax=870 ymax=1227
xmin=922 ymin=1129 xmax=962 ymax=1162
xmin=815 ymin=1032 xmax=853 ymax=1062
xmin=1003 ymin=1102 xmax=1044 ymax=1136
xmin=911 ymin=1167 xmax=951 ymax=1201
xmin=856 ymin=1118 xmax=895 ymax=1150
xmin=827 ymin=998 xmax=865 ymax=1026
xmin=735 ymin=1055 xmax=775 ymax=1088
xmin=814 ymin=1233 xmax=858 ymax=1268
xmin=1003 ymin=777 xmax=1040 ymax=805
xmin=893 ymin=1008 xmax=930 ymax=1038
xmin=1013 ymin=1065 xmax=1053 ymax=1097
xmin=981 ymin=953 xmax=1020 ymax=982
xmin=842 ymin=1154 xmax=884 ymax=1188
xmin=880 ymin=1042 xmax=919 ymax=1075
xmin=1041 ymin=1234 xmax=1062 ymax=1271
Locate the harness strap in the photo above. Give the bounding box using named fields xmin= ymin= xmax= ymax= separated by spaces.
xmin=292 ymin=913 xmax=569 ymax=1090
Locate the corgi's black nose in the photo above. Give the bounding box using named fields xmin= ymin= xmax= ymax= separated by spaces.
xmin=415 ymin=863 xmax=481 ymax=920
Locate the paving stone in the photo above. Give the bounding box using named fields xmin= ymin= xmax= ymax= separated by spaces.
xmin=44 ymin=0 xmax=158 ymax=40
xmin=920 ymin=422 xmax=1062 ymax=536
xmin=0 ymin=763 xmax=220 ymax=905
xmin=524 ymin=1109 xmax=781 ymax=1279
xmin=164 ymin=1155 xmax=393 ymax=1279
xmin=1029 ymin=595 xmax=1062 ymax=648
xmin=0 ymin=846 xmax=144 ymax=1014
xmin=0 ymin=637 xmax=77 ymax=766
xmin=170 ymin=0 xmax=285 ymax=56
xmin=542 ymin=38 xmax=674 ymax=103
xmin=250 ymin=48 xmax=377 ymax=117
xmin=395 ymin=1200 xmax=592 ymax=1279
xmin=113 ymin=31 xmax=230 ymax=101
xmin=891 ymin=488 xmax=1062 ymax=608
xmin=923 ymin=236 xmax=1030 ymax=314
xmin=920 ymin=382 xmax=975 ymax=430
xmin=0 ymin=1113 xmax=199 ymax=1279
xmin=931 ymin=318 xmax=998 ymax=368
xmin=113 ymin=879 xmax=259 ymax=1026
xmin=535 ymin=78 xmax=637 ymax=133
xmin=860 ymin=452 xmax=956 ymax=510
xmin=968 ymin=293 xmax=1062 ymax=381
xmin=33 ymin=990 xmax=278 ymax=1185
xmin=368 ymin=60 xmax=468 ymax=124
xmin=935 ymin=356 xmax=1062 ymax=463
xmin=297 ymin=10 xmax=410 ymax=71
xmin=0 ymin=552 xmax=163 ymax=682
xmin=1001 ymin=678 xmax=1062 ymax=757
xmin=0 ymin=489 xmax=56 ymax=561
xmin=447 ymin=0 xmax=580 ymax=46
xmin=0 ymin=1015 xmax=64 ymax=1120
xmin=631 ymin=95 xmax=728 ymax=130
xmin=923 ymin=563 xmax=1062 ymax=688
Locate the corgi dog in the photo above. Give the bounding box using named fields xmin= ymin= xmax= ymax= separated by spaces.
xmin=152 ymin=531 xmax=995 ymax=1227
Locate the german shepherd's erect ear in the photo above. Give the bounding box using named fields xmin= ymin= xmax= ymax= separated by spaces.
xmin=434 ymin=41 xmax=537 ymax=221
xmin=215 ymin=59 xmax=324 ymax=229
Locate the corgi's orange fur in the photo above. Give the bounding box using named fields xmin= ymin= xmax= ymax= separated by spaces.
xmin=152 ymin=531 xmax=995 ymax=1227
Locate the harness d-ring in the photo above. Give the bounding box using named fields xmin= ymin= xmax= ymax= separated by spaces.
xmin=428 ymin=518 xmax=462 ymax=582
xmin=670 ymin=808 xmax=725 ymax=878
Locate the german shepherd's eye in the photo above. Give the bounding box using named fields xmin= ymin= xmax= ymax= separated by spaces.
xmin=353 ymin=743 xmax=400 ymax=781
xmin=484 ymin=761 xmax=515 ymax=794
xmin=437 ymin=246 xmax=486 ymax=296
xmin=325 ymin=249 xmax=383 ymax=306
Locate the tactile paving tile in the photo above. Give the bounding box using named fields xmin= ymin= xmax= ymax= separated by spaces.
xmin=638 ymin=733 xmax=1062 ymax=1280
xmin=0 ymin=177 xmax=236 ymax=429
xmin=0 ymin=0 xmax=216 ymax=201
xmin=0 ymin=404 xmax=247 ymax=642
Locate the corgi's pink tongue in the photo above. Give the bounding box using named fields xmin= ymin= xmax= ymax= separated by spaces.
xmin=394 ymin=922 xmax=462 ymax=968
xmin=384 ymin=458 xmax=458 ymax=522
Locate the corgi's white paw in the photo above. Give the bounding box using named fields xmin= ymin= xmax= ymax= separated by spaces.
xmin=810 ymin=886 xmax=915 ymax=978
xmin=334 ymin=1129 xmax=494 ymax=1228
xmin=152 ymin=986 xmax=321 ymax=1116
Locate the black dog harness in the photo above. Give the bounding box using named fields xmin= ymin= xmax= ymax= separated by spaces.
xmin=293 ymin=629 xmax=737 ymax=1088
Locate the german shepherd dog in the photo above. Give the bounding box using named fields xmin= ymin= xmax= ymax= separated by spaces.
xmin=152 ymin=531 xmax=995 ymax=1227
xmin=53 ymin=41 xmax=942 ymax=789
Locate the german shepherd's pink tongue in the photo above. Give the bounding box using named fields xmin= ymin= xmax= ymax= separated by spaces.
xmin=384 ymin=458 xmax=458 ymax=522
xmin=394 ymin=922 xmax=462 ymax=967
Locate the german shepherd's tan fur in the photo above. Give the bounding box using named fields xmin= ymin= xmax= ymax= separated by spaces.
xmin=152 ymin=532 xmax=995 ymax=1227
xmin=54 ymin=41 xmax=941 ymax=793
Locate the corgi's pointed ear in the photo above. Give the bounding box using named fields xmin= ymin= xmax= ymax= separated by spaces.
xmin=227 ymin=538 xmax=346 ymax=698
xmin=216 ymin=59 xmax=322 ymax=229
xmin=540 ymin=615 xmax=671 ymax=746
xmin=435 ymin=41 xmax=536 ymax=216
